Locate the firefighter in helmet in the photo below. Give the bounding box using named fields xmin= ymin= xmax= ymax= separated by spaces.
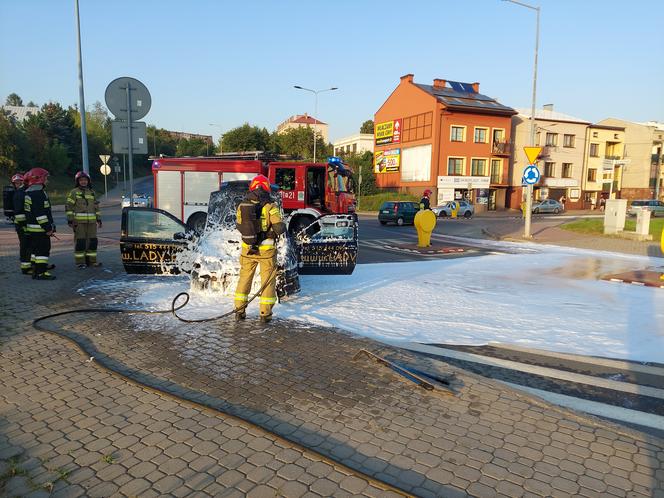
xmin=420 ymin=189 xmax=432 ymax=210
xmin=234 ymin=174 xmax=286 ymax=323
xmin=23 ymin=168 xmax=56 ymax=280
xmin=66 ymin=171 xmax=102 ymax=268
xmin=11 ymin=173 xmax=31 ymax=274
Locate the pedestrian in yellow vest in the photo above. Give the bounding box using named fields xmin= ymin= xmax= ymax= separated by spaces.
xmin=66 ymin=171 xmax=102 ymax=268
xmin=234 ymin=175 xmax=286 ymax=323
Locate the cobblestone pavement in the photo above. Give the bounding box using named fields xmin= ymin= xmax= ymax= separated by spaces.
xmin=1 ymin=241 xmax=664 ymax=497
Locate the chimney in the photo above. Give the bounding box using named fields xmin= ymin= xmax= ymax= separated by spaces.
xmin=543 ymin=104 xmax=554 ymax=112
xmin=471 ymin=82 xmax=480 ymax=93
xmin=400 ymin=73 xmax=414 ymax=84
xmin=433 ymin=78 xmax=446 ymax=88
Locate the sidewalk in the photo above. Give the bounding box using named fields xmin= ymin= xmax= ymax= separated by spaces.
xmin=1 ymin=240 xmax=663 ymax=497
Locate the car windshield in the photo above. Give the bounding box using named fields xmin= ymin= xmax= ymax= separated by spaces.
xmin=380 ymin=202 xmax=395 ymax=210
xmin=631 ymin=201 xmax=647 ymax=206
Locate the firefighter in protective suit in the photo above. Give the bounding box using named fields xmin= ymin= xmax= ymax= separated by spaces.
xmin=10 ymin=173 xmax=31 ymax=274
xmin=23 ymin=168 xmax=56 ymax=280
xmin=234 ymin=175 xmax=286 ymax=323
xmin=66 ymin=171 xmax=102 ymax=268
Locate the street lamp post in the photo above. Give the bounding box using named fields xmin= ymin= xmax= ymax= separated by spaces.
xmin=503 ymin=0 xmax=540 ymax=238
xmin=293 ymin=86 xmax=338 ymax=162
xmin=74 ymin=0 xmax=89 ymax=174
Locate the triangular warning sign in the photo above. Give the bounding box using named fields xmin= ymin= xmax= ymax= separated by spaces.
xmin=523 ymin=146 xmax=542 ymax=165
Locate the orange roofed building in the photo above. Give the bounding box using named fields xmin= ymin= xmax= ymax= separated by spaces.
xmin=374 ymin=74 xmax=516 ymax=210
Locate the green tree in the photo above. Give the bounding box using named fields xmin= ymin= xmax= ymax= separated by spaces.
xmin=176 ymin=137 xmax=211 ymax=156
xmin=360 ymin=120 xmax=374 ymax=134
xmin=5 ymin=93 xmax=23 ymax=106
xmin=346 ymin=151 xmax=376 ymax=196
xmin=0 ymin=110 xmax=20 ymax=176
xmin=38 ymin=103 xmax=79 ymax=173
xmin=276 ymin=126 xmax=331 ymax=160
xmin=26 ymin=101 xmax=37 ymax=107
xmin=221 ymin=123 xmax=271 ymax=152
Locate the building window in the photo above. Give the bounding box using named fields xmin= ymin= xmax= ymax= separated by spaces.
xmin=545 ymin=133 xmax=558 ymax=146
xmin=614 ymin=134 xmax=619 ymax=139
xmin=590 ymin=143 xmax=599 ymax=157
xmin=563 ymin=134 xmax=575 ymax=147
xmin=535 ymin=131 xmax=541 ymax=146
xmin=562 ymin=163 xmax=573 ymax=178
xmin=587 ymin=169 xmax=597 ymax=182
xmin=544 ymin=162 xmax=555 ymax=177
xmin=490 ymin=159 xmax=502 ymax=183
xmin=275 ymin=168 xmax=296 ymax=190
xmin=474 ymin=127 xmax=488 ymax=143
xmin=492 ymin=129 xmax=505 ymax=143
xmin=352 ymin=143 xmax=357 ymax=153
xmin=592 ymin=131 xmax=598 ymax=138
xmin=402 ymin=112 xmax=433 ymax=142
xmin=448 ymin=157 xmax=464 ymax=175
xmin=471 ymin=158 xmax=487 ymax=176
xmin=450 ymin=126 xmax=465 ymax=142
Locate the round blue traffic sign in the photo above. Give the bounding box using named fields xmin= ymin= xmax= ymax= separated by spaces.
xmin=523 ymin=165 xmax=540 ymax=185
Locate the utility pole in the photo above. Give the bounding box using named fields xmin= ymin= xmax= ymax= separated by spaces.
xmin=74 ymin=0 xmax=89 ymax=174
xmin=503 ymin=0 xmax=540 ymax=238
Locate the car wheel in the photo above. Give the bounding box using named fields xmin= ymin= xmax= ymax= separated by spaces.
xmin=439 ymin=211 xmax=447 ymax=218
xmin=463 ymin=210 xmax=472 ymax=219
xmin=553 ymin=208 xmax=560 ymax=214
xmin=187 ymin=212 xmax=208 ymax=233
xmin=397 ymin=217 xmax=404 ymax=226
xmin=533 ymin=208 xmax=539 ymax=214
xmin=379 ymin=220 xmax=387 ymax=225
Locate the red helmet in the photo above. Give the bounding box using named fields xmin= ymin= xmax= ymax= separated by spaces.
xmin=24 ymin=168 xmax=49 ymax=186
xmin=11 ymin=173 xmax=24 ymax=184
xmin=423 ymin=189 xmax=432 ymax=196
xmin=75 ymin=170 xmax=91 ymax=186
xmin=249 ymin=174 xmax=270 ymax=192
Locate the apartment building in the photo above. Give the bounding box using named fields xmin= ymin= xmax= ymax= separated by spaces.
xmin=509 ymin=105 xmax=590 ymax=209
xmin=582 ymin=124 xmax=626 ymax=207
xmin=374 ymin=74 xmax=516 ymax=211
xmin=597 ymin=118 xmax=664 ymax=201
xmin=276 ymin=114 xmax=329 ymax=143
xmin=333 ymin=133 xmax=374 ymax=156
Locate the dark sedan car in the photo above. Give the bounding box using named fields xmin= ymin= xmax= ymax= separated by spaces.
xmin=378 ymin=201 xmax=420 ymax=226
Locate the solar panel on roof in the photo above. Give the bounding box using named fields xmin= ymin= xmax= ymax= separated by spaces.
xmin=449 ymin=81 xmax=465 ymax=92
xmin=460 ymin=83 xmax=476 ymax=93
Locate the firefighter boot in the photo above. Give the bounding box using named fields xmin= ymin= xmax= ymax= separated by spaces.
xmin=234 ymin=310 xmax=246 ymax=321
xmin=259 ymin=314 xmax=272 ymax=324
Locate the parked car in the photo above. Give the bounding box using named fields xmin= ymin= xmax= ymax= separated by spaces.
xmin=532 ymin=199 xmax=564 ymax=214
xmin=432 ymin=200 xmax=474 ymax=219
xmin=627 ymin=199 xmax=664 ymax=217
xmin=378 ymin=201 xmax=420 ymax=226
xmin=122 ymin=193 xmax=153 ymax=208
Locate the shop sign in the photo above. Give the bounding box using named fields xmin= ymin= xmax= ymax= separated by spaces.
xmin=374 ymin=148 xmax=401 ymax=173
xmin=438 ymin=189 xmax=454 ymax=204
xmin=544 ymin=178 xmax=578 ymax=187
xmin=437 ymin=176 xmax=490 ymax=189
xmin=375 ymin=119 xmax=402 ymax=145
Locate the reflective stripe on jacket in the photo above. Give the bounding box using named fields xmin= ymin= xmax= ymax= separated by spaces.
xmin=24 ymin=186 xmax=54 ymax=233
xmin=66 ymin=187 xmax=100 ymax=223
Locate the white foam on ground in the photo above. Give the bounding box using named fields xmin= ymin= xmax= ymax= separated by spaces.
xmin=79 ymin=242 xmax=664 ymax=363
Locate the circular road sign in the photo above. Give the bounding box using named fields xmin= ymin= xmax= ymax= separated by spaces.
xmin=523 ymin=165 xmax=541 ymax=185
xmin=105 ymin=77 xmax=151 ymax=121
xmin=100 ymin=164 xmax=111 ymax=176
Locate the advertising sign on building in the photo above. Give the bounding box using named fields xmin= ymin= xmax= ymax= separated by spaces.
xmin=375 ymin=119 xmax=402 ymax=145
xmin=437 ymin=176 xmax=490 ymax=189
xmin=374 ymin=148 xmax=401 ymax=173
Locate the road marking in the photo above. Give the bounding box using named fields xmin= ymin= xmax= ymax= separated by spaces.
xmin=502 ymin=381 xmax=664 ymax=432
xmin=487 ymin=342 xmax=664 ymax=377
xmin=386 ymin=341 xmax=664 ymax=401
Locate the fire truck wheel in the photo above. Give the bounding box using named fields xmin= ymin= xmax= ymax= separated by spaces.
xmin=187 ymin=212 xmax=208 ymax=233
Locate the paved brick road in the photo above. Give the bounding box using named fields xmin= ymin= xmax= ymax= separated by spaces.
xmin=1 ymin=238 xmax=663 ymax=497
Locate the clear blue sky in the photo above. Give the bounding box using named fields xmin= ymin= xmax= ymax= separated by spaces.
xmin=1 ymin=0 xmax=662 ymax=143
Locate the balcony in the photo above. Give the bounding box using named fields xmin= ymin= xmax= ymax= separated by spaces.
xmin=491 ymin=141 xmax=511 ymax=156
xmin=652 ymin=154 xmax=662 ymax=164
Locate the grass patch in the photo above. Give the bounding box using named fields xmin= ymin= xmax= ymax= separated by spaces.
xmin=100 ymin=453 xmax=115 ymax=464
xmin=357 ymin=191 xmax=420 ymax=212
xmin=561 ymin=217 xmax=664 ymax=239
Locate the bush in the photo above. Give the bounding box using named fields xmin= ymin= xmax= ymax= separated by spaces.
xmin=357 ymin=191 xmax=420 ymax=212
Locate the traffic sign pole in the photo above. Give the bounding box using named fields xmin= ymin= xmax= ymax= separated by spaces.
xmin=522 ymin=146 xmax=542 ymax=238
xmin=126 ymin=84 xmax=134 ymax=200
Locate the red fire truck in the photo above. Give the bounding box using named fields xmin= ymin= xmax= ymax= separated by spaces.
xmin=151 ymin=153 xmax=356 ymax=233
